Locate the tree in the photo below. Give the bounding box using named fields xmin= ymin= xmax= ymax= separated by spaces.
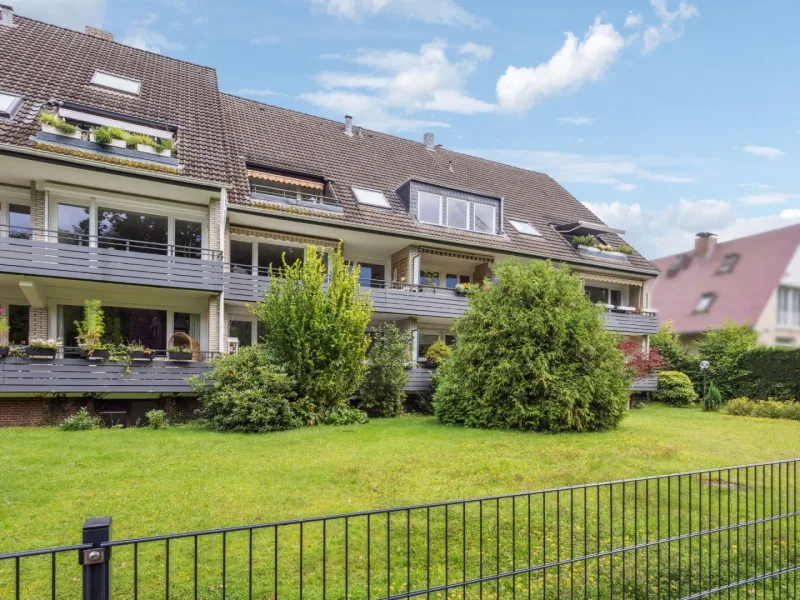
xmin=697 ymin=321 xmax=758 ymax=401
xmin=617 ymin=337 xmax=667 ymax=378
xmin=650 ymin=321 xmax=702 ymax=391
xmin=357 ymin=323 xmax=411 ymax=417
xmin=249 ymin=244 xmax=373 ymax=412
xmin=703 ymin=382 xmax=722 ymax=412
xmin=433 ymin=260 xmax=630 ymax=433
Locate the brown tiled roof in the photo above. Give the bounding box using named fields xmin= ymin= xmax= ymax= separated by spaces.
xmin=221 ymin=94 xmax=658 ymax=276
xmin=0 ymin=15 xmax=229 ymax=184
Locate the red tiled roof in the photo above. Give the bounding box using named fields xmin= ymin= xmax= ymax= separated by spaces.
xmin=650 ymin=224 xmax=800 ymax=333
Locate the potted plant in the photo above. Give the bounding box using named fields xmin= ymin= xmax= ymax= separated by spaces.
xmin=168 ymin=346 xmax=193 ymax=361
xmin=128 ymin=342 xmax=154 ymax=361
xmin=27 ymin=339 xmax=61 ymax=359
xmin=155 ymin=137 xmax=174 ymax=157
xmin=570 ymin=234 xmax=597 ymax=248
xmin=39 ymin=112 xmax=82 ymax=140
xmin=127 ymin=133 xmax=157 ymax=154
xmin=90 ymin=126 xmax=128 ymax=149
xmin=0 ymin=307 xmax=8 ymax=358
xmin=454 ymin=282 xmax=471 ymax=295
xmin=75 ymin=299 xmax=109 ymax=359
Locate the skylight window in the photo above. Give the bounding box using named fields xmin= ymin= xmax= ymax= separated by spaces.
xmin=0 ymin=92 xmax=22 ymax=118
xmin=352 ymin=187 xmax=390 ymax=208
xmin=91 ymin=71 xmax=141 ymax=95
xmin=695 ymin=293 xmax=716 ymax=314
xmin=508 ymin=219 xmax=540 ymax=236
xmin=717 ymin=253 xmax=740 ymax=274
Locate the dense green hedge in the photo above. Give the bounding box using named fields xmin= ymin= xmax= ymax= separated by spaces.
xmin=653 ymin=371 xmax=697 ymax=407
xmin=737 ymin=347 xmax=800 ymax=401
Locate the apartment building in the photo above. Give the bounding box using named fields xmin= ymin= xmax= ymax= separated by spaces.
xmin=0 ymin=7 xmax=660 ymax=425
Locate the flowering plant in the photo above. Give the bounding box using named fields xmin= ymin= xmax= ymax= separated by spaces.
xmin=455 ymin=282 xmax=471 ymax=295
xmin=30 ymin=339 xmax=62 ymax=350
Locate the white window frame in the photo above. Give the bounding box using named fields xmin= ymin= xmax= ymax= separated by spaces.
xmin=472 ymin=203 xmax=496 ymax=235
xmin=695 ymin=293 xmax=715 ymax=314
xmin=91 ymin=70 xmax=142 ymax=95
xmin=0 ymin=185 xmax=31 ymax=236
xmin=0 ymin=92 xmax=23 ymax=119
xmin=47 ymin=188 xmax=208 ymax=251
xmin=228 ymin=234 xmax=322 ymax=274
xmin=352 ymin=186 xmax=391 ymax=208
xmin=417 ymin=191 xmax=443 ymax=225
xmin=777 ymin=286 xmax=800 ymax=329
xmin=446 ymin=197 xmax=470 ymax=230
xmin=508 ymin=219 xmax=540 ymax=236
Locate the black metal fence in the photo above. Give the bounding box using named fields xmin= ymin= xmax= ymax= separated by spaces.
xmin=1 ymin=459 xmax=798 ymax=599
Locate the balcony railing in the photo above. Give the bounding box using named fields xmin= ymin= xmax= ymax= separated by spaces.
xmin=249 ymin=184 xmax=344 ymax=213
xmin=0 ymin=356 xmax=209 ymax=394
xmin=602 ymin=305 xmax=660 ymax=335
xmin=0 ymin=226 xmax=224 ymax=292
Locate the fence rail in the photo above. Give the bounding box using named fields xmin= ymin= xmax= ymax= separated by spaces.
xmin=1 ymin=458 xmax=797 ymax=599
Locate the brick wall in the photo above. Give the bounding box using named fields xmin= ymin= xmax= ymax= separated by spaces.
xmin=209 ymin=197 xmax=221 ymax=252
xmin=391 ymin=246 xmax=414 ymax=284
xmin=29 ymin=181 xmax=46 ymax=240
xmin=209 ymin=296 xmax=220 ymax=353
xmin=0 ymin=398 xmax=82 ymax=426
xmin=29 ymin=307 xmax=48 ymax=340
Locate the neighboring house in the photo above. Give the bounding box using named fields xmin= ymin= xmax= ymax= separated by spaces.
xmin=0 ymin=7 xmax=659 ymax=425
xmin=648 ymin=226 xmax=800 ymax=349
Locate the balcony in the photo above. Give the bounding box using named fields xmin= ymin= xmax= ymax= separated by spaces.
xmin=603 ymin=306 xmax=660 ymax=335
xmin=0 ymin=227 xmax=223 ymax=292
xmin=0 ymin=356 xmax=209 ymax=394
xmin=224 ymin=271 xmax=469 ymax=318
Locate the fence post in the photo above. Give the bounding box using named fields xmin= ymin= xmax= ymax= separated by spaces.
xmin=80 ymin=517 xmax=112 ymax=600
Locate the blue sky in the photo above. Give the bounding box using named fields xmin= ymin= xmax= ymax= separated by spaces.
xmin=14 ymin=0 xmax=800 ymax=258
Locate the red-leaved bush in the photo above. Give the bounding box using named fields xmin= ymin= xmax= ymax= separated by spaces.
xmin=617 ymin=337 xmax=668 ymax=378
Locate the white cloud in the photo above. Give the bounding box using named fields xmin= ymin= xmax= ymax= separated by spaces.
xmin=496 ymin=18 xmax=625 ymax=112
xmin=738 ymin=183 xmax=772 ymax=190
xmin=742 ymin=145 xmax=785 ymax=161
xmin=251 ymin=35 xmax=281 ymax=46
xmin=458 ymin=148 xmax=696 ymax=191
xmin=625 ymin=12 xmax=643 ymax=28
xmin=121 ymin=13 xmax=184 ymax=54
xmin=558 ymin=115 xmax=595 ymax=126
xmin=781 ymin=209 xmax=800 ymax=219
xmin=641 ymin=0 xmax=699 ymax=54
xmin=310 ymin=0 xmax=487 ymax=28
xmin=238 ymin=88 xmax=279 ymax=97
xmin=583 ymin=201 xmax=643 ymax=230
xmin=458 ymin=42 xmax=493 ymax=61
xmin=740 ymin=192 xmax=800 ymax=205
xmin=302 ymin=39 xmax=495 ymax=131
xmin=674 ymin=198 xmax=733 ymax=230
xmin=10 ymin=0 xmax=105 ymax=30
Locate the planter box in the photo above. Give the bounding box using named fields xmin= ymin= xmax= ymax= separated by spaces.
xmin=137 ymin=144 xmax=155 ymax=154
xmin=169 ymin=351 xmax=193 ymax=361
xmin=89 ymin=134 xmax=126 ymax=148
xmin=158 ymin=148 xmax=172 ymax=157
xmin=26 ymin=347 xmax=57 ymax=359
xmin=42 ymin=123 xmax=82 ymax=140
xmin=88 ymin=349 xmax=110 ymax=360
xmin=130 ymin=350 xmax=154 ymax=361
xmin=0 ymin=347 xmax=8 ymax=358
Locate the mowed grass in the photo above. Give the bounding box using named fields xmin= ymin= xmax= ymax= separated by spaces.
xmin=3 ymin=404 xmax=800 ymax=551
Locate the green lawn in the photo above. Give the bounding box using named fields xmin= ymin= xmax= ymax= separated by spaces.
xmin=2 ymin=405 xmax=800 ymax=599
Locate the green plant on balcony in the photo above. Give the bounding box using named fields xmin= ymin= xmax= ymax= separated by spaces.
xmin=91 ymin=127 xmax=114 ymax=145
xmin=30 ymin=339 xmax=62 ymax=350
xmin=75 ymin=299 xmax=107 ymax=357
xmin=571 ymin=234 xmax=597 ymax=248
xmin=39 ymin=112 xmax=78 ymax=135
xmin=0 ymin=307 xmax=9 ymax=356
xmin=617 ymin=243 xmax=635 ymax=255
xmin=126 ymin=133 xmax=158 ymax=151
xmin=128 ymin=341 xmax=154 ymax=360
xmin=155 ymin=137 xmax=175 ymax=155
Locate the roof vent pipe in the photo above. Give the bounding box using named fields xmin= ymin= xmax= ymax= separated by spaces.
xmin=0 ymin=4 xmax=14 ymax=26
xmin=694 ymin=232 xmax=717 ymax=258
xmin=344 ymin=115 xmax=353 ymax=137
xmin=424 ymin=132 xmax=434 ymax=150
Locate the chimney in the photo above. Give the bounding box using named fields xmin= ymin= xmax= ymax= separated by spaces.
xmin=85 ymin=25 xmax=114 ymax=41
xmin=424 ymin=132 xmax=434 ymax=150
xmin=0 ymin=4 xmax=14 ymax=26
xmin=694 ymin=232 xmax=717 ymax=258
xmin=344 ymin=115 xmax=353 ymax=137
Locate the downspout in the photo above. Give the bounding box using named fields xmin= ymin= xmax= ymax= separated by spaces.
xmin=218 ymin=188 xmax=228 ymax=354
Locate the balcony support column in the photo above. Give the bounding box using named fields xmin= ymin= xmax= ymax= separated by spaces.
xmin=29 ymin=181 xmax=47 ymax=241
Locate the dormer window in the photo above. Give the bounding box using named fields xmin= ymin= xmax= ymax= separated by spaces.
xmin=0 ymin=92 xmax=22 ymax=118
xmin=717 ymin=253 xmax=739 ymax=274
xmin=414 ymin=188 xmax=498 ymax=235
xmin=418 ymin=192 xmax=442 ymax=225
xmin=248 ymin=168 xmax=343 ymax=213
xmin=446 ymin=197 xmax=469 ymax=230
xmin=91 ymin=71 xmax=141 ymax=95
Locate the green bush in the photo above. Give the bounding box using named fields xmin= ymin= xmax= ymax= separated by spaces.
xmin=434 ymin=260 xmax=629 ymax=433
xmin=425 ymin=340 xmax=452 ymax=365
xmin=59 ymin=407 xmax=101 ymax=431
xmin=725 ymin=397 xmax=752 ymax=416
xmin=653 ymin=371 xmax=698 ymax=407
xmin=357 ymin=323 xmax=410 ymax=417
xmin=650 ymin=322 xmax=702 ymax=392
xmin=145 ymin=409 xmax=168 ymax=429
xmin=697 ymin=321 xmax=757 ymax=400
xmin=190 ymin=346 xmax=303 ymax=433
xmin=617 ymin=243 xmax=635 ymax=255
xmin=249 ymin=244 xmax=372 ymax=412
xmin=738 ymin=347 xmax=800 ymax=401
xmin=314 ymin=406 xmax=369 ymax=426
xmin=703 ymin=382 xmax=722 ymax=412
xmin=571 ymin=234 xmax=597 ymax=248
xmin=724 ymin=397 xmax=800 ymax=421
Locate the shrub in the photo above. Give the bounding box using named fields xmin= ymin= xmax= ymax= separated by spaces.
xmin=434 ymin=260 xmax=629 ymax=433
xmin=725 ymin=397 xmax=752 ymax=416
xmin=127 ymin=133 xmax=157 ymax=149
xmin=59 ymin=407 xmax=101 ymax=431
xmin=357 ymin=323 xmax=410 ymax=417
xmin=189 ymin=346 xmax=303 ymax=433
xmin=617 ymin=243 xmax=635 ymax=255
xmin=650 ymin=322 xmax=702 ymax=392
xmin=249 ymin=244 xmax=372 ymax=412
xmin=750 ymin=400 xmax=786 ymax=419
xmin=145 ymin=409 xmax=168 ymax=429
xmin=697 ymin=321 xmax=757 ymax=400
xmin=725 ymin=397 xmax=800 ymax=421
xmin=40 ymin=112 xmax=78 ymax=135
xmin=703 ymin=382 xmax=722 ymax=412
xmin=92 ymin=127 xmax=113 ymax=145
xmin=425 ymin=340 xmax=452 ymax=365
xmin=738 ymin=347 xmax=800 ymax=401
xmin=571 ymin=234 xmax=597 ymax=248
xmin=314 ymin=406 xmax=369 ymax=426
xmin=653 ymin=371 xmax=698 ymax=407
xmin=74 ymin=299 xmax=105 ymax=354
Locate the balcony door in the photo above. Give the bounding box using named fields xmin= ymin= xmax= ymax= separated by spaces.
xmin=229 ymin=238 xmax=308 ymax=276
